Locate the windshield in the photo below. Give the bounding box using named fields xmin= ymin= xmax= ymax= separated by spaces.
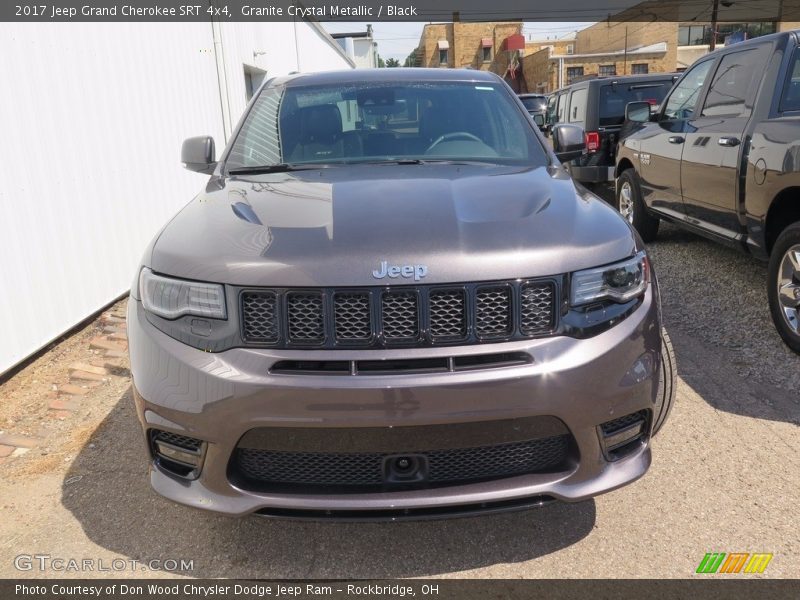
xmin=226 ymin=81 xmax=546 ymax=169
xmin=520 ymin=96 xmax=546 ymax=111
xmin=598 ymin=80 xmax=674 ymax=126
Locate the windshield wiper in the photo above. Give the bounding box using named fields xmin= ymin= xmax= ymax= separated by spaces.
xmin=342 ymin=158 xmax=425 ymax=165
xmin=347 ymin=158 xmax=499 ymax=166
xmin=227 ymin=163 xmax=327 ymax=175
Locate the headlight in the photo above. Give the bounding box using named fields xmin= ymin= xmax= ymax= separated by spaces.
xmin=139 ymin=268 xmax=227 ymax=320
xmin=571 ymin=252 xmax=648 ymax=306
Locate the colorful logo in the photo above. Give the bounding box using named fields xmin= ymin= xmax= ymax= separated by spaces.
xmin=696 ymin=553 xmax=773 ymax=574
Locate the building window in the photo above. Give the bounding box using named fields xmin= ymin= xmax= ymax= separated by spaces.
xmin=566 ymin=44 xmax=575 ymax=55
xmin=632 ymin=63 xmax=649 ymax=74
xmin=439 ymin=49 xmax=448 ymax=64
xmin=482 ymin=46 xmax=492 ymax=62
xmin=678 ymin=22 xmax=776 ymax=46
xmin=599 ymin=64 xmax=616 ymax=76
xmin=566 ymin=66 xmax=584 ymax=84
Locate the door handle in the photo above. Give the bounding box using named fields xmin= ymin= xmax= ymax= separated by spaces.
xmin=668 ymin=136 xmax=685 ymax=144
xmin=718 ymin=136 xmax=740 ymax=147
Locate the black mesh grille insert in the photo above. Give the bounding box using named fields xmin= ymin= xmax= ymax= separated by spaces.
xmin=601 ymin=410 xmax=648 ymax=435
xmin=475 ymin=287 xmax=512 ymax=337
xmin=233 ymin=434 xmax=571 ymax=491
xmin=429 ymin=289 xmax=466 ymax=340
xmin=237 ymin=450 xmax=384 ymax=486
xmin=287 ymin=293 xmax=324 ymax=343
xmin=381 ymin=292 xmax=419 ymax=341
xmin=520 ymin=282 xmax=555 ymax=334
xmin=334 ymin=293 xmax=371 ymax=341
xmin=426 ymin=436 xmax=569 ymax=482
xmin=241 ymin=292 xmax=279 ymax=343
xmin=151 ymin=430 xmax=202 ymax=452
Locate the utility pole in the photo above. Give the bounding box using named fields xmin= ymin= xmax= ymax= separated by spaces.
xmin=623 ymin=26 xmax=628 ymax=75
xmin=710 ymin=0 xmax=720 ymax=51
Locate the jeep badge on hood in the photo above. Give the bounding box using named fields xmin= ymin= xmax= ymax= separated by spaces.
xmin=372 ymin=261 xmax=428 ymax=281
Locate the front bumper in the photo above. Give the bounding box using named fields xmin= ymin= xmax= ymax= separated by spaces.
xmin=568 ymin=165 xmax=615 ymax=183
xmin=128 ymin=285 xmax=662 ymax=519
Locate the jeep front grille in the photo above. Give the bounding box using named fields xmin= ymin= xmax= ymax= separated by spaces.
xmin=241 ymin=291 xmax=279 ymax=343
xmin=475 ymin=286 xmax=513 ymax=338
xmin=240 ymin=279 xmax=557 ymax=349
xmin=333 ymin=293 xmax=372 ymax=341
xmin=381 ymin=291 xmax=419 ymax=341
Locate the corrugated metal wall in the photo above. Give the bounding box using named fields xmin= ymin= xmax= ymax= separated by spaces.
xmin=0 ymin=22 xmax=353 ymax=374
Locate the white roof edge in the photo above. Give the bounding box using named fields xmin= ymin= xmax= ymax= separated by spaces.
xmin=547 ymin=41 xmax=668 ymax=60
xmin=308 ymin=21 xmax=357 ymax=68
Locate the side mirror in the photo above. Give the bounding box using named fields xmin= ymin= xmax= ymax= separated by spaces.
xmin=181 ymin=136 xmax=216 ymax=174
xmin=625 ymin=101 xmax=652 ymax=123
xmin=552 ymin=124 xmax=586 ymax=163
xmin=532 ymin=114 xmax=545 ymax=129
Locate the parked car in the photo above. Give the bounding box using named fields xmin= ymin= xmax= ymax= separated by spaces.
xmin=518 ymin=93 xmax=548 ymax=129
xmin=616 ymin=30 xmax=800 ymax=353
xmin=128 ymin=68 xmax=676 ymax=519
xmin=547 ymin=74 xmax=678 ymax=183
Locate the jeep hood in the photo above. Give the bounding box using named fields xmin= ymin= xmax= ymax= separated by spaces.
xmin=150 ymin=164 xmax=637 ymax=286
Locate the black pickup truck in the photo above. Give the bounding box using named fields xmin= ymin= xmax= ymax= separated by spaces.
xmin=615 ymin=30 xmax=800 ymax=353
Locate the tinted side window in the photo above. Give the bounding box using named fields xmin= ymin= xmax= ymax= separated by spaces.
xmin=663 ymin=59 xmax=713 ymax=120
xmin=780 ymin=48 xmax=800 ymax=112
xmin=521 ymin=97 xmax=546 ymax=111
xmin=701 ymin=46 xmax=769 ymax=117
xmin=598 ymin=80 xmax=673 ymax=126
xmin=547 ymin=95 xmax=558 ymax=123
xmin=556 ymin=92 xmax=568 ymax=123
xmin=568 ymin=88 xmax=588 ymax=122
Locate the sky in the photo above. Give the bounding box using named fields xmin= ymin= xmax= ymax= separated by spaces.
xmin=322 ymin=22 xmax=595 ymax=63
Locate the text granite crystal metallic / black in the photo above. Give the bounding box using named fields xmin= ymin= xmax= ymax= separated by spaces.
xmin=127 ymin=68 xmax=676 ymax=519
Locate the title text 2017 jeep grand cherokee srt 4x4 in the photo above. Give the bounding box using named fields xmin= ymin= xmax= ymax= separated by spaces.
xmin=128 ymin=69 xmax=676 ymax=519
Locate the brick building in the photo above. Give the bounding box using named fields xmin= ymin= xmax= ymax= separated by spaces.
xmin=522 ymin=16 xmax=800 ymax=94
xmin=415 ymin=22 xmax=531 ymax=90
xmin=415 ymin=11 xmax=800 ymax=95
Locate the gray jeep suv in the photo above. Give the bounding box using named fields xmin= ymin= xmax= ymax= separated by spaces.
xmin=128 ymin=69 xmax=675 ymax=519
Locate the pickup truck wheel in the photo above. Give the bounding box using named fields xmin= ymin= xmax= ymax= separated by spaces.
xmin=616 ymin=169 xmax=659 ymax=242
xmin=768 ymin=223 xmax=800 ymax=354
xmin=653 ymin=327 xmax=677 ymax=435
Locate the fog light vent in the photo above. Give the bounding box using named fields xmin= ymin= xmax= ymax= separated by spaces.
xmin=149 ymin=429 xmax=205 ymax=479
xmin=599 ymin=410 xmax=649 ymax=460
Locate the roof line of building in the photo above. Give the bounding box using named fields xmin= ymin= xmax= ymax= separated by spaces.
xmin=307 ymin=21 xmax=357 ymax=69
xmin=545 ymin=41 xmax=668 ymax=59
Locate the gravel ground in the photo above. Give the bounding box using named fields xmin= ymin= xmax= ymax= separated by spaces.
xmin=588 ymin=181 xmax=800 ymax=397
xmin=650 ymin=222 xmax=800 ymax=394
xmin=0 ymin=193 xmax=798 ymax=579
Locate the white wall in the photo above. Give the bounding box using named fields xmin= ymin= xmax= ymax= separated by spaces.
xmin=352 ymin=38 xmax=378 ymax=69
xmin=0 ymin=22 xmax=353 ymax=374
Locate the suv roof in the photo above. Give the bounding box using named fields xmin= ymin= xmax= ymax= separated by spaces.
xmin=554 ymin=73 xmax=679 ymax=94
xmin=273 ymin=68 xmax=503 ymax=88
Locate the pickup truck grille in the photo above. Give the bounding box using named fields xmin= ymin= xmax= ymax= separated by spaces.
xmin=240 ymin=278 xmax=558 ymax=349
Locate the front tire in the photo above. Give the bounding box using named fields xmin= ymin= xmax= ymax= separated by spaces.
xmin=616 ymin=169 xmax=660 ymax=243
xmin=767 ymin=222 xmax=800 ymax=354
xmin=652 ymin=327 xmax=677 ymax=435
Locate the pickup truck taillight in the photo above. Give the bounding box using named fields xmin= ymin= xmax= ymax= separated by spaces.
xmin=585 ymin=131 xmax=600 ymax=153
